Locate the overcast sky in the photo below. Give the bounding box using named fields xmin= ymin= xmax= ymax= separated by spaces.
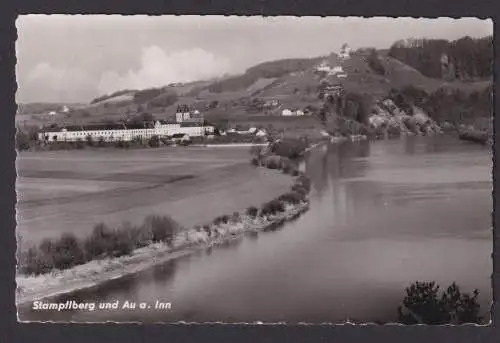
xmin=15 ymin=15 xmax=492 ymax=103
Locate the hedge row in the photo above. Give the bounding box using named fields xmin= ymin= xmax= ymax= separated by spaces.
xmin=18 ymin=215 xmax=179 ymax=276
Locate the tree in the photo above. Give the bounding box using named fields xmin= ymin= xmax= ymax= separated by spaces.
xmin=398 ymin=281 xmax=483 ymax=324
xmin=148 ymin=135 xmax=160 ymax=148
xmin=16 ymin=129 xmax=31 ymax=151
xmin=85 ymin=134 xmax=94 ymax=147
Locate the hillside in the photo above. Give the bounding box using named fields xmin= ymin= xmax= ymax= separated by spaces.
xmin=18 ymin=38 xmax=492 ymax=134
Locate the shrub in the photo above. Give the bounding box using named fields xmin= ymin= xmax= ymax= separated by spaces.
xmin=202 ymin=225 xmax=212 ymax=237
xmin=213 ymin=215 xmax=230 ymax=225
xmin=278 ymin=192 xmax=305 ymax=205
xmin=111 ymin=228 xmax=136 ymax=257
xmin=292 ymin=185 xmax=308 ymax=197
xmin=261 ymin=199 xmax=285 ymax=216
xmin=366 ymin=49 xmax=386 ymax=75
xmin=250 ymin=157 xmax=260 ymax=166
xmin=148 ymin=135 xmax=160 ymax=148
xmin=16 ymin=130 xmax=31 ymax=151
xmin=51 ymin=233 xmax=85 ymax=270
xmin=266 ymin=159 xmax=280 ymax=169
xmin=123 ymin=222 xmax=152 ymax=248
xmin=18 ymin=246 xmax=52 ymax=275
xmin=249 ymin=145 xmax=263 ymax=157
xmin=230 ymin=211 xmax=241 ymax=222
xmin=270 ymin=139 xmax=308 ymax=159
xmin=397 ymin=281 xmax=483 ymax=324
xmin=282 ymin=164 xmax=292 ymax=174
xmin=295 ymin=175 xmax=311 ymax=192
xmin=291 ymin=169 xmax=300 ymax=176
xmin=143 ymin=215 xmax=178 ymax=245
xmin=84 ymin=223 xmax=116 ymax=259
xmin=246 ymin=206 xmax=259 ymax=218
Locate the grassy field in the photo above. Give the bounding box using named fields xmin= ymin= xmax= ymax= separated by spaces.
xmin=16 ymin=147 xmax=292 ymax=245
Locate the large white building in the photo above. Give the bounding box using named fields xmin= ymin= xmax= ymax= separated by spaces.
xmin=38 ymin=119 xmax=214 ymax=143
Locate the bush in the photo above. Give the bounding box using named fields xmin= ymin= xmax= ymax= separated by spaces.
xmin=143 ymin=215 xmax=178 ymax=245
xmin=51 ymin=233 xmax=85 ymax=270
xmin=246 ymin=206 xmax=259 ymax=218
xmin=213 ymin=215 xmax=230 ymax=226
xmin=122 ymin=222 xmax=151 ymax=248
xmin=291 ymin=185 xmax=308 ymax=197
xmin=291 ymin=169 xmax=300 ymax=176
xmin=249 ymin=145 xmax=263 ymax=157
xmin=295 ymin=175 xmax=311 ymax=192
xmin=266 ymin=159 xmax=280 ymax=169
xmin=282 ymin=164 xmax=292 ymax=174
xmin=278 ymin=192 xmax=305 ymax=205
xmin=148 ymin=135 xmax=160 ymax=148
xmin=250 ymin=157 xmax=260 ymax=166
xmin=230 ymin=211 xmax=241 ymax=222
xmin=16 ymin=130 xmax=31 ymax=151
xmin=111 ymin=228 xmax=136 ymax=257
xmin=366 ymin=49 xmax=386 ymax=75
xmin=270 ymin=139 xmax=308 ymax=159
xmin=397 ymin=281 xmax=483 ymax=324
xmin=18 ymin=246 xmax=52 ymax=275
xmin=84 ymin=223 xmax=116 ymax=259
xmin=261 ymin=199 xmax=285 ymax=216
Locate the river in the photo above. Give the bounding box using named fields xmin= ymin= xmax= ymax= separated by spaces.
xmin=19 ymin=135 xmax=492 ymax=323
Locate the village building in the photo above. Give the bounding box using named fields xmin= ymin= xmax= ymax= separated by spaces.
xmin=339 ymin=43 xmax=352 ymax=59
xmin=38 ymin=106 xmax=214 ymax=143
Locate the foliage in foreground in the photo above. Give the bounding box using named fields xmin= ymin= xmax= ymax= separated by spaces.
xmin=18 ymin=215 xmax=179 ymax=276
xmin=397 ymin=281 xmax=483 ymax=324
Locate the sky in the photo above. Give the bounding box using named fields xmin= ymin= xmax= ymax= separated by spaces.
xmin=15 ymin=15 xmax=493 ymax=103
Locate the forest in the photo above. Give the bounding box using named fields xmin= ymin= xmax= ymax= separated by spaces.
xmin=388 ymin=35 xmax=493 ymax=80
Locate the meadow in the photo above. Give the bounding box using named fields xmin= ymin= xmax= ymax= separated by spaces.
xmin=16 ymin=147 xmax=292 ymax=245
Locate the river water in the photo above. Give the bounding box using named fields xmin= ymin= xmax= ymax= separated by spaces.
xmin=19 ymin=135 xmax=493 ymax=323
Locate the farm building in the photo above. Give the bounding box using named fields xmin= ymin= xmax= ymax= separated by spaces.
xmin=282 ymin=109 xmax=305 ymax=116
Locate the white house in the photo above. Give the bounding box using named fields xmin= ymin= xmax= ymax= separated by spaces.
xmin=295 ymin=110 xmax=305 ymax=116
xmin=255 ymin=129 xmax=267 ymax=137
xmin=339 ymin=43 xmax=352 ymax=59
xmin=282 ymin=109 xmax=293 ymax=116
xmin=332 ymin=66 xmax=344 ymax=74
xmin=315 ymin=62 xmax=332 ymax=73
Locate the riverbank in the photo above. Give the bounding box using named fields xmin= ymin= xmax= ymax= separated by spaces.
xmin=16 ymin=153 xmax=312 ymax=305
xmin=17 ymin=201 xmax=309 ymax=306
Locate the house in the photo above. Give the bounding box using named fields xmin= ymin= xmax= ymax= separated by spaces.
xmin=282 ymin=109 xmax=293 ymax=116
xmin=296 ymin=110 xmax=305 ymax=116
xmin=332 ymin=66 xmax=344 ymax=74
xmin=339 ymin=43 xmax=352 ymax=59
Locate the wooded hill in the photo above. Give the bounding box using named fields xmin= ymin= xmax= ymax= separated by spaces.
xmin=17 ymin=35 xmax=492 ymax=134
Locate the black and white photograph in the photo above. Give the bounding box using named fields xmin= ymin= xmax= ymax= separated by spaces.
xmin=14 ymin=15 xmax=493 ymax=324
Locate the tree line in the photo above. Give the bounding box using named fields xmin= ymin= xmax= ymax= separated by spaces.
xmin=388 ymin=35 xmax=493 ymax=80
